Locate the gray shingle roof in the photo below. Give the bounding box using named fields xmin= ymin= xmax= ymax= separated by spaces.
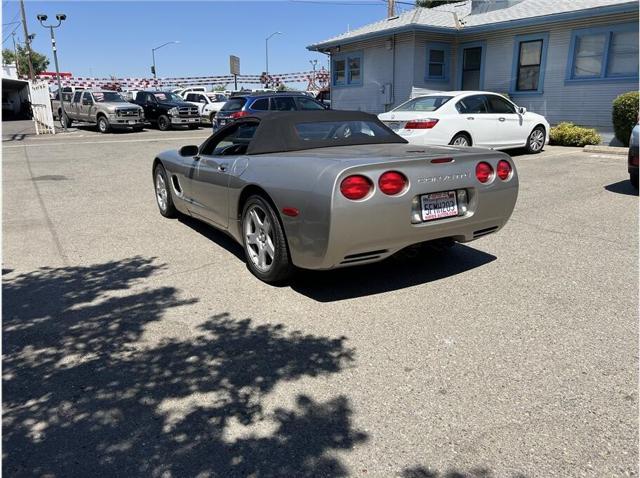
xmin=308 ymin=0 xmax=637 ymax=49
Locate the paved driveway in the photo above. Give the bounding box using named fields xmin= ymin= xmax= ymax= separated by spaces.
xmin=3 ymin=131 xmax=638 ymax=477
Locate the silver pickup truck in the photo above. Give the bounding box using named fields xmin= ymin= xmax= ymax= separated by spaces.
xmin=53 ymin=89 xmax=145 ymax=133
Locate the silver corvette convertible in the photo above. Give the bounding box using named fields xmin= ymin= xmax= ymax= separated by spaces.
xmin=153 ymin=111 xmax=518 ymax=283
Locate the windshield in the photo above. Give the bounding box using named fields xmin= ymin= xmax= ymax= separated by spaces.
xmin=153 ymin=92 xmax=183 ymax=102
xmin=208 ymin=93 xmax=227 ymax=102
xmin=92 ymin=92 xmax=126 ymax=103
xmin=294 ymin=120 xmax=394 ymax=142
xmin=393 ymin=96 xmax=452 ymax=112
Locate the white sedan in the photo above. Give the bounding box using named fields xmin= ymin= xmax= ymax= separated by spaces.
xmin=378 ymin=91 xmax=549 ymax=154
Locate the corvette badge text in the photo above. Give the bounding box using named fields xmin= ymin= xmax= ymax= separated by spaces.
xmin=417 ymin=171 xmax=471 ymax=183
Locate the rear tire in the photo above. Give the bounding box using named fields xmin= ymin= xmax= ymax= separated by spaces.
xmin=97 ymin=116 xmax=111 ymax=134
xmin=157 ymin=115 xmax=171 ymax=131
xmin=154 ymin=164 xmax=177 ymax=218
xmin=526 ymin=126 xmax=545 ymax=154
xmin=241 ymin=195 xmax=294 ymax=284
xmin=449 ymin=133 xmax=471 ymax=147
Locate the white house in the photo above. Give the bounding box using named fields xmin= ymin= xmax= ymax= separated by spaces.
xmin=307 ymin=0 xmax=639 ymax=130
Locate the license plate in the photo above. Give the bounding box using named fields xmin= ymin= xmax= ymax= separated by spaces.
xmin=421 ymin=191 xmax=458 ymax=221
xmin=386 ymin=121 xmax=403 ymax=131
xmin=128 ymin=120 xmax=135 ymax=124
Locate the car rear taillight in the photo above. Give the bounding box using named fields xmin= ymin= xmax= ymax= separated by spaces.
xmin=230 ymin=111 xmax=249 ymax=119
xmin=404 ymin=119 xmax=439 ymax=129
xmin=497 ymin=160 xmax=512 ymax=180
xmin=340 ymin=175 xmax=373 ymax=200
xmin=378 ymin=171 xmax=408 ymax=195
xmin=475 ymin=162 xmax=494 ymax=183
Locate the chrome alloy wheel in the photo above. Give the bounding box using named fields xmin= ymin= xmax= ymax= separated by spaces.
xmin=155 ymin=172 xmax=168 ymax=212
xmin=244 ymin=204 xmax=275 ymax=272
xmin=529 ymin=129 xmax=545 ymax=151
xmin=452 ymin=136 xmax=469 ymax=146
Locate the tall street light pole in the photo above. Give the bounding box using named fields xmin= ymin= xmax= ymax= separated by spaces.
xmin=265 ymin=31 xmax=282 ymax=86
xmin=151 ymin=41 xmax=180 ymax=81
xmin=37 ymin=13 xmax=67 ymax=131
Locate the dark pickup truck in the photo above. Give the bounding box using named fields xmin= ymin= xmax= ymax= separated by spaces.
xmin=132 ymin=91 xmax=200 ymax=131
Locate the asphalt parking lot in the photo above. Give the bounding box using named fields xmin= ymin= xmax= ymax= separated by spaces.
xmin=3 ymin=127 xmax=638 ymax=477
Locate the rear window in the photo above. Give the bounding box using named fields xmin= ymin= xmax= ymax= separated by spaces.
xmin=294 ymin=120 xmax=394 ymax=142
xmin=394 ymin=96 xmax=452 ymax=112
xmin=221 ymin=98 xmax=246 ymax=112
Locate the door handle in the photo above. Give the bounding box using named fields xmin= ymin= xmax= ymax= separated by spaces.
xmin=218 ymin=164 xmax=227 ymax=172
xmin=466 ymin=116 xmax=475 ymax=120
xmin=498 ymin=117 xmax=506 ymax=122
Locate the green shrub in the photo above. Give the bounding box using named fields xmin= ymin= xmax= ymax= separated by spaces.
xmin=612 ymin=91 xmax=639 ymax=146
xmin=549 ymin=122 xmax=601 ymax=147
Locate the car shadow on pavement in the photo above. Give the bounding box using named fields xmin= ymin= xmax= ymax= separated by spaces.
xmin=3 ymin=256 xmax=366 ymax=477
xmin=291 ymin=243 xmax=496 ymax=302
xmin=178 ymin=214 xmax=246 ymax=261
xmin=402 ymin=465 xmax=526 ymax=478
xmin=604 ymin=179 xmax=638 ymax=196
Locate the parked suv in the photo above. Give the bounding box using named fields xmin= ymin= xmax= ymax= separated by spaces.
xmin=53 ymin=89 xmax=145 ymax=133
xmin=214 ymin=92 xmax=327 ymax=128
xmin=132 ymin=91 xmax=200 ymax=131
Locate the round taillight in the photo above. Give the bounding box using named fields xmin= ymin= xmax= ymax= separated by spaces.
xmin=378 ymin=171 xmax=408 ymax=195
xmin=340 ymin=175 xmax=373 ymax=200
xmin=497 ymin=160 xmax=512 ymax=180
xmin=475 ymin=162 xmax=494 ymax=184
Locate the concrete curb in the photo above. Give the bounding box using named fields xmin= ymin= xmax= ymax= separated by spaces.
xmin=583 ymin=145 xmax=628 ymax=156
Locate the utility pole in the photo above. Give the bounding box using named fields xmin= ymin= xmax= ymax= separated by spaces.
xmin=387 ymin=0 xmax=396 ymax=17
xmin=19 ymin=0 xmax=35 ymax=79
xmin=11 ymin=32 xmax=21 ymax=75
xmin=37 ymin=14 xmax=67 ymax=131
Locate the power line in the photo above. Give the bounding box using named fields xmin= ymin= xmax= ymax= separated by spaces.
xmin=2 ymin=22 xmax=21 ymax=44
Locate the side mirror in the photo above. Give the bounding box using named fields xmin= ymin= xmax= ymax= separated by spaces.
xmin=518 ymin=106 xmax=527 ymax=115
xmin=179 ymin=145 xmax=199 ymax=157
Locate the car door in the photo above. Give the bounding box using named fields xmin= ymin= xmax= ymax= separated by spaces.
xmin=80 ymin=91 xmax=94 ymax=122
xmin=189 ymin=121 xmax=259 ymax=227
xmin=485 ymin=94 xmax=524 ymax=148
xmin=455 ymin=95 xmax=492 ymax=147
xmin=144 ymin=93 xmax=159 ymax=122
xmin=71 ymin=90 xmax=83 ymax=119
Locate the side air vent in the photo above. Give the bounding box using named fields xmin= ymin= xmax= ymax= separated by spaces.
xmin=171 ymin=175 xmax=182 ymax=194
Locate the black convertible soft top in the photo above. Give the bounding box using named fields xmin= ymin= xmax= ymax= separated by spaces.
xmin=245 ymin=110 xmax=408 ymax=155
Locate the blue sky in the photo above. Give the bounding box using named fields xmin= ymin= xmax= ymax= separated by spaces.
xmin=2 ymin=0 xmax=397 ymax=85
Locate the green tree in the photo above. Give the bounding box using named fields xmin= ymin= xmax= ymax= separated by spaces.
xmin=2 ymin=45 xmax=50 ymax=77
xmin=416 ymin=0 xmax=453 ymax=7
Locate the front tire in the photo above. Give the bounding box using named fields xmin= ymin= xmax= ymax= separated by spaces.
xmin=450 ymin=133 xmax=471 ymax=147
xmin=631 ymin=171 xmax=639 ymax=189
xmin=157 ymin=115 xmax=171 ymax=131
xmin=526 ymin=126 xmax=545 ymax=154
xmin=154 ymin=164 xmax=177 ymax=218
xmin=97 ymin=116 xmax=111 ymax=134
xmin=242 ymin=195 xmax=293 ymax=283
xmin=60 ymin=113 xmax=72 ymax=129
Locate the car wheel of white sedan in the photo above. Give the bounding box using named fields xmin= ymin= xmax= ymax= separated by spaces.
xmin=526 ymin=126 xmax=545 ymax=154
xmin=450 ymin=133 xmax=471 ymax=147
xmin=154 ymin=164 xmax=177 ymax=218
xmin=242 ymin=195 xmax=293 ymax=283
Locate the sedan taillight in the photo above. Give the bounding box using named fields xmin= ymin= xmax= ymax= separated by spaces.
xmin=230 ymin=111 xmax=249 ymax=119
xmin=404 ymin=119 xmax=438 ymax=129
xmin=378 ymin=171 xmax=408 ymax=195
xmin=475 ymin=162 xmax=494 ymax=183
xmin=496 ymin=160 xmax=512 ymax=180
xmin=340 ymin=175 xmax=373 ymax=200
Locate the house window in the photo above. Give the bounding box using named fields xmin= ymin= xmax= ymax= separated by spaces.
xmin=568 ymin=24 xmax=639 ymax=81
xmin=426 ymin=42 xmax=450 ymax=81
xmin=517 ymin=40 xmax=542 ymax=91
xmin=510 ymin=33 xmax=549 ymax=94
xmin=332 ymin=52 xmax=362 ymax=86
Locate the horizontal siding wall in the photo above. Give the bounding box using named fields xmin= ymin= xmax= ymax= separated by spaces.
xmin=330 ymin=33 xmax=415 ymax=114
xmin=459 ymin=12 xmax=639 ymax=128
xmin=413 ymin=32 xmax=457 ymax=93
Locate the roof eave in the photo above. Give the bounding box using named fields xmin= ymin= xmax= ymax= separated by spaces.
xmin=307 ymin=1 xmax=638 ymax=51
